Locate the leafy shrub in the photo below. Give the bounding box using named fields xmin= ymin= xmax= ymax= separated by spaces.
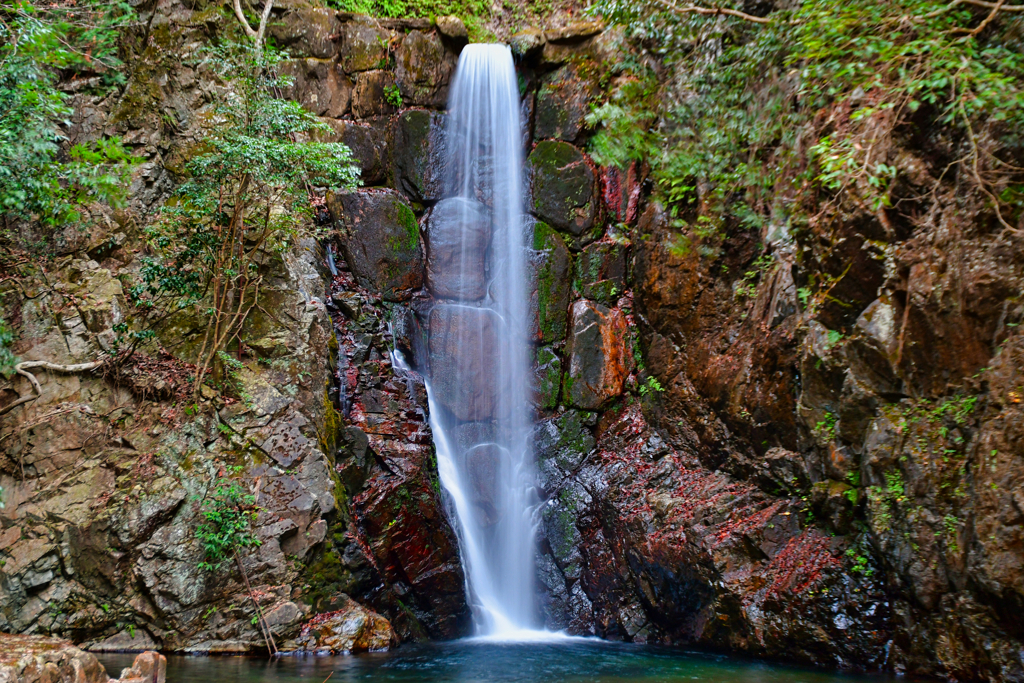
xmin=196 ymin=477 xmax=262 ymax=572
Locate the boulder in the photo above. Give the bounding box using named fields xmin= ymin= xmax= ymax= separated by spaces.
xmin=115 ymin=651 xmax=167 ymax=683
xmin=392 ymin=109 xmax=447 ymax=203
xmin=534 ymin=65 xmax=592 ymax=142
xmin=529 ymin=221 xmax=571 ymax=342
xmin=527 ymin=141 xmax=597 ymax=235
xmin=545 ymin=20 xmax=604 ymax=42
xmin=87 ymin=628 xmax=159 ymax=653
xmin=464 ymin=443 xmax=503 ymax=526
xmin=532 ymin=346 xmax=562 ymax=411
xmin=575 ymin=240 xmax=627 ymax=304
xmin=315 ymin=118 xmax=388 ymax=185
xmin=428 ymin=304 xmax=505 ymax=421
xmin=395 ymin=30 xmax=456 ymax=108
xmin=352 ymin=70 xmax=398 ymax=119
xmin=290 ymin=596 xmax=396 ymax=653
xmin=435 ymin=16 xmax=468 ymax=44
xmin=510 ymin=28 xmax=545 ymax=58
xmin=0 ymin=634 xmax=110 ymax=683
xmin=279 ymin=58 xmax=351 ymax=118
xmin=267 ymin=6 xmax=338 ymax=59
xmin=338 ymin=22 xmax=392 ymax=73
xmin=563 ymin=300 xmax=633 ymax=410
xmin=424 ymin=198 xmax=491 ymax=300
xmin=328 ymin=189 xmax=423 ymax=301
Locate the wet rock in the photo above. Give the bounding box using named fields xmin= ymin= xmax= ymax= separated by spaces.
xmin=527 ymin=141 xmax=597 ymax=235
xmin=532 ymin=346 xmax=562 ymax=411
xmin=564 ymin=300 xmax=633 ymax=410
xmin=529 ymin=221 xmax=572 ymax=343
xmin=268 ymin=6 xmax=338 ymax=59
xmin=279 ymin=58 xmax=352 ymax=118
xmin=290 ymin=596 xmax=396 ymax=654
xmin=534 ymin=409 xmax=595 ymax=492
xmin=464 ymin=443 xmax=502 ymax=526
xmin=392 ymin=109 xmax=447 ymax=203
xmin=428 ymin=305 xmax=504 ymax=421
xmin=535 ymin=65 xmax=592 ymax=142
xmin=115 ymin=651 xmax=167 ymax=683
xmin=338 ymin=22 xmax=391 ymax=73
xmin=394 ymin=31 xmax=456 ymax=108
xmin=0 ymin=633 xmax=110 ymax=683
xmin=575 ymin=240 xmax=627 ymax=305
xmin=328 ymin=189 xmax=423 ymax=301
xmin=424 ymin=198 xmax=490 ymax=300
xmin=352 ymin=70 xmax=398 ymax=119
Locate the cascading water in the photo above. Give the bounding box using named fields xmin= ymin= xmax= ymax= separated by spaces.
xmin=421 ymin=43 xmax=540 ymax=638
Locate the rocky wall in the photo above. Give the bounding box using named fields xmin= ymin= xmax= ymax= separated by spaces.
xmin=1 ymin=0 xmax=1022 ymax=679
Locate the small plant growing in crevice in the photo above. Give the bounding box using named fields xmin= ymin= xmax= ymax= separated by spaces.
xmin=814 ymin=411 xmax=839 ymax=441
xmin=384 ymin=83 xmax=403 ymax=108
xmin=638 ymin=375 xmax=665 ymax=396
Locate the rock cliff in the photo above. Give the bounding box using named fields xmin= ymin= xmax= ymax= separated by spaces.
xmin=0 ymin=1 xmax=1022 ymax=681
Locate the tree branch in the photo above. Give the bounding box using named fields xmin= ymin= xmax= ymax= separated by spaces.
xmin=927 ymin=0 xmax=1024 ymax=16
xmin=652 ymin=0 xmax=772 ymax=24
xmin=970 ymin=0 xmax=1007 ymax=34
xmin=0 ymin=360 xmax=105 ymax=417
xmin=231 ymin=0 xmax=276 ymax=50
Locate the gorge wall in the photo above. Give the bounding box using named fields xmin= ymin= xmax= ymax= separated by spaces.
xmin=0 ymin=1 xmax=1022 ymax=681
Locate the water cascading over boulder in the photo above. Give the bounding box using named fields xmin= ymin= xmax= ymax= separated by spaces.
xmin=422 ymin=44 xmax=540 ymax=636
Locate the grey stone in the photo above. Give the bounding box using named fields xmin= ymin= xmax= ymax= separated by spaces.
xmin=392 ymin=109 xmax=447 ymax=202
xmin=428 ymin=304 xmax=505 ymax=421
xmin=527 ymin=141 xmax=597 ymax=235
xmin=327 ymin=189 xmax=423 ymax=301
xmin=425 ymin=198 xmax=491 ymax=300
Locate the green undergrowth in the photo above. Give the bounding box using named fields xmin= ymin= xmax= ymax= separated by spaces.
xmin=324 ymin=0 xmax=492 ymax=39
xmin=587 ymin=0 xmax=1024 ymax=241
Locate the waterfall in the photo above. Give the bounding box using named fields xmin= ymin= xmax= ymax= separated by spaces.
xmin=422 ymin=44 xmax=539 ymax=637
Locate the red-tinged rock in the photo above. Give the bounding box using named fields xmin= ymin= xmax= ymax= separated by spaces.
xmin=291 ymin=596 xmax=396 ymax=654
xmin=563 ymin=300 xmax=633 ymax=410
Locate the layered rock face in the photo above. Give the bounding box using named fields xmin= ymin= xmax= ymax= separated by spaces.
xmin=0 ymin=1 xmax=469 ymax=654
xmin=2 ymin=1 xmax=1022 ymax=680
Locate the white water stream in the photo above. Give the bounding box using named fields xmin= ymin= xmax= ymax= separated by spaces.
xmin=420 ymin=44 xmax=545 ymax=639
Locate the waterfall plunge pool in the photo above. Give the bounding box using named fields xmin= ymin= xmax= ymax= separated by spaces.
xmin=97 ymin=641 xmax=894 ymax=683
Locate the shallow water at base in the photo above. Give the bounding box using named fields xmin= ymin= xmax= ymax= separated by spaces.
xmin=97 ymin=641 xmax=892 ymax=683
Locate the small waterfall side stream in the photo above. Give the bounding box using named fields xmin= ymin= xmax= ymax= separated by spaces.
xmin=417 ymin=44 xmax=542 ymax=638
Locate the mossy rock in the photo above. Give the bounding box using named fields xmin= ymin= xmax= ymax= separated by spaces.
xmin=534 ymin=65 xmax=592 ymax=143
xmin=529 ymin=220 xmax=572 ymax=343
xmin=527 ymin=140 xmax=597 ymax=236
xmin=532 ymin=346 xmax=562 ymax=411
xmin=392 ymin=109 xmax=446 ymax=203
xmin=327 ymin=188 xmax=423 ymax=301
xmin=574 ymin=240 xmax=627 ymax=305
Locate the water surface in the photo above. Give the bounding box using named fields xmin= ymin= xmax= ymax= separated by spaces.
xmin=97 ymin=640 xmax=892 ymax=683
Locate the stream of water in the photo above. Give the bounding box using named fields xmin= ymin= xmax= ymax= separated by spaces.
xmin=97 ymin=642 xmax=894 ymax=683
xmin=423 ymin=43 xmax=540 ymax=637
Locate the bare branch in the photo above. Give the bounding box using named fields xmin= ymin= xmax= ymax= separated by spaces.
xmin=651 ymin=0 xmax=772 ymax=24
xmin=927 ymin=0 xmax=1024 ymax=16
xmin=0 ymin=359 xmax=105 ymax=417
xmin=231 ymin=0 xmax=275 ymax=50
xmin=231 ymin=0 xmax=258 ymax=39
xmin=970 ymin=0 xmax=1006 ymax=34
